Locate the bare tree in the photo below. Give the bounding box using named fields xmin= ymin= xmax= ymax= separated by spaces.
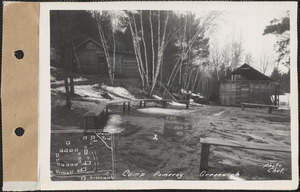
xmin=230 ymin=32 xmax=244 ymax=70
xmin=210 ymin=42 xmax=223 ymax=80
xmin=259 ymin=49 xmax=274 ymax=74
xmin=220 ymin=30 xmax=244 ymax=75
xmin=163 ymin=11 xmax=222 ymax=97
xmin=221 ymin=43 xmax=231 ymax=76
xmin=244 ymin=52 xmax=254 ymax=66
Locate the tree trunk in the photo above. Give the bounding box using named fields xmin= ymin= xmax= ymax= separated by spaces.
xmin=69 ymin=49 xmax=75 ymax=95
xmin=72 ymin=40 xmax=81 ymax=73
xmin=191 ymin=65 xmax=201 ymax=93
xmin=149 ymin=10 xmax=155 ymax=82
xmin=63 ymin=50 xmax=71 ymax=108
xmin=150 ymin=11 xmax=169 ymax=95
xmin=216 ymin=69 xmax=220 ymax=81
xmin=127 ymin=13 xmax=146 ymax=91
xmin=140 ymin=11 xmax=149 ymax=83
xmin=95 ymin=12 xmax=115 ymax=85
xmin=112 ymin=23 xmax=116 ymax=85
xmin=132 ymin=13 xmax=150 ymax=90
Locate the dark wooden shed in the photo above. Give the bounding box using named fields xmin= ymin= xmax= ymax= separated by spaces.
xmin=75 ymin=38 xmax=139 ymax=78
xmin=219 ymin=64 xmax=279 ymax=106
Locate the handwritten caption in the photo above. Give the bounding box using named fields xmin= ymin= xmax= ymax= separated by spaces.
xmin=122 ymin=170 xmax=183 ymax=179
xmin=262 ymin=162 xmax=285 ymax=173
xmin=199 ymin=171 xmax=240 ymax=179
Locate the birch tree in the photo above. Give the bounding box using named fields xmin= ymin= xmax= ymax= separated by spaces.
xmin=126 ymin=10 xmax=169 ymax=94
xmin=151 ymin=11 xmax=169 ymax=95
xmin=93 ymin=11 xmax=117 ymax=85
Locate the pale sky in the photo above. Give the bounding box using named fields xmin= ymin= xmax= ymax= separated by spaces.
xmin=208 ymin=9 xmax=289 ymax=75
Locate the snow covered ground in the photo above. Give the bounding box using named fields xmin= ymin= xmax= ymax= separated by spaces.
xmin=103 ymin=114 xmax=124 ymax=133
xmin=101 ymin=84 xmax=136 ymax=100
xmin=138 ymin=108 xmax=193 ymax=116
xmin=51 ymin=77 xmax=88 ymax=85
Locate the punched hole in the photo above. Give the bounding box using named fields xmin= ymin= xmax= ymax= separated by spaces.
xmin=15 ymin=127 xmax=25 ymax=136
xmin=14 ymin=50 xmax=24 ymax=59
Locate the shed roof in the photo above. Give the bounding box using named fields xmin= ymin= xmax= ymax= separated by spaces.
xmin=223 ymin=63 xmax=273 ymax=81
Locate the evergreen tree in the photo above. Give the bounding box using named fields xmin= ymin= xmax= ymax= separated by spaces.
xmin=263 ymin=11 xmax=290 ymax=68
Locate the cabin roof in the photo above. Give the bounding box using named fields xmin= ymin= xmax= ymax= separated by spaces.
xmin=223 ymin=63 xmax=273 ymax=81
xmin=75 ymin=37 xmax=135 ymax=55
xmin=75 ymin=37 xmax=103 ymax=49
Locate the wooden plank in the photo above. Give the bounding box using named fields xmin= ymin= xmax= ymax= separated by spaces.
xmin=201 ymin=137 xmax=291 ymax=153
xmin=241 ymin=102 xmax=278 ymax=108
xmin=107 ymin=99 xmax=131 ymax=104
xmin=83 ymin=104 xmax=107 ymax=117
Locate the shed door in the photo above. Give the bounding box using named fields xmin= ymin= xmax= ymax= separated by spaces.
xmin=97 ymin=54 xmax=107 ymax=76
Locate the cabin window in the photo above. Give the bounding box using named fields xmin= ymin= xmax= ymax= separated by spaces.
xmin=86 ymin=42 xmax=95 ymax=50
xmin=235 ymin=75 xmax=242 ymax=80
xmin=98 ymin=56 xmax=106 ymax=64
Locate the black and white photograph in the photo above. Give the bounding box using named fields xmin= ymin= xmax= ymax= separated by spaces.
xmin=46 ymin=2 xmax=297 ymax=186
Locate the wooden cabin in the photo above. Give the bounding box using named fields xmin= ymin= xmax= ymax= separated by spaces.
xmin=74 ymin=38 xmax=139 ymax=78
xmin=219 ymin=64 xmax=279 ymax=106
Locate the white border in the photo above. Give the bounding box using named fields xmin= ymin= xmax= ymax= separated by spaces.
xmin=39 ymin=1 xmax=298 ymax=190
xmin=3 ymin=182 xmax=40 ymax=191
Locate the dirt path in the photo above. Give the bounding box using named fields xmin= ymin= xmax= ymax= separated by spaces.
xmin=51 ymin=92 xmax=291 ymax=180
xmin=103 ymin=105 xmax=291 ymax=180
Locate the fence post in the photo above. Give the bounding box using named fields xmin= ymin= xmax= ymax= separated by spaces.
xmin=162 ymin=100 xmax=167 ymax=108
xmin=123 ymin=102 xmax=126 ymax=112
xmin=199 ymin=143 xmax=210 ymax=173
xmin=268 ymin=107 xmax=272 ymax=114
xmin=128 ymin=102 xmax=130 ymax=111
xmin=186 ymin=92 xmax=191 ymax=109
